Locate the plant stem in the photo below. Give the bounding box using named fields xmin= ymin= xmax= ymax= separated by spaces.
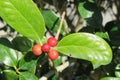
xmin=14 ymin=66 xmax=20 ymax=74
xmin=55 ymin=11 xmax=66 ymax=40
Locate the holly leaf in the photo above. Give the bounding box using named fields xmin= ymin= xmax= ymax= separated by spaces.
xmin=95 ymin=32 xmax=110 ymax=40
xmin=115 ymin=64 xmax=120 ymax=77
xmin=19 ymin=52 xmax=37 ymax=73
xmin=53 ymin=57 xmax=62 ymax=67
xmin=12 ymin=37 xmax=33 ymax=52
xmin=41 ymin=10 xmax=65 ymax=33
xmin=56 ymin=33 xmax=112 ymax=69
xmin=19 ymin=72 xmax=38 ymax=80
xmin=0 ymin=43 xmax=18 ymax=67
xmin=78 ymin=1 xmax=102 ymax=28
xmin=88 ymin=0 xmax=95 ymax=3
xmin=3 ymin=70 xmax=18 ymax=80
xmin=0 ymin=0 xmax=45 ymax=40
xmin=100 ymin=77 xmax=120 ymax=80
xmin=78 ymin=2 xmax=94 ymax=19
xmin=0 ymin=38 xmax=13 ymax=48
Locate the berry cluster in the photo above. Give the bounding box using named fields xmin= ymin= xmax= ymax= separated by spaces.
xmin=32 ymin=37 xmax=59 ymax=60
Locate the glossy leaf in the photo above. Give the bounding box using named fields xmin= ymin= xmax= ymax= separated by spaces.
xmin=95 ymin=32 xmax=110 ymax=40
xmin=0 ymin=43 xmax=18 ymax=67
xmin=78 ymin=2 xmax=93 ymax=19
xmin=105 ymin=21 xmax=120 ymax=46
xmin=115 ymin=64 xmax=120 ymax=77
xmin=104 ymin=21 xmax=119 ymax=32
xmin=19 ymin=52 xmax=37 ymax=73
xmin=53 ymin=57 xmax=62 ymax=67
xmin=52 ymin=72 xmax=59 ymax=80
xmin=78 ymin=1 xmax=102 ymax=28
xmin=12 ymin=37 xmax=33 ymax=52
xmin=0 ymin=38 xmax=13 ymax=48
xmin=3 ymin=70 xmax=18 ymax=80
xmin=19 ymin=72 xmax=38 ymax=80
xmin=56 ymin=33 xmax=112 ymax=69
xmin=0 ymin=0 xmax=45 ymax=40
xmin=41 ymin=10 xmax=65 ymax=33
xmin=100 ymin=77 xmax=120 ymax=80
xmin=88 ymin=0 xmax=95 ymax=3
xmin=86 ymin=11 xmax=103 ymax=28
xmin=110 ymin=26 xmax=119 ymax=32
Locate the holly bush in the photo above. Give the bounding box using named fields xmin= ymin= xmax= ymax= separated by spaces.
xmin=0 ymin=0 xmax=119 ymax=80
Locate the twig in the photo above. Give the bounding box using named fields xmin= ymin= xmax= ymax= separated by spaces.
xmin=39 ymin=61 xmax=69 ymax=80
xmin=55 ymin=11 xmax=66 ymax=40
xmin=56 ymin=61 xmax=69 ymax=72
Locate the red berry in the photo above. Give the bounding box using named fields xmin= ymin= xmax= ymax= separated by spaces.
xmin=32 ymin=44 xmax=42 ymax=56
xmin=48 ymin=37 xmax=58 ymax=47
xmin=48 ymin=50 xmax=59 ymax=60
xmin=41 ymin=43 xmax=50 ymax=52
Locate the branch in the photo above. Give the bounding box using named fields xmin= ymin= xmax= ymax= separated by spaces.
xmin=39 ymin=61 xmax=69 ymax=80
xmin=55 ymin=11 xmax=66 ymax=40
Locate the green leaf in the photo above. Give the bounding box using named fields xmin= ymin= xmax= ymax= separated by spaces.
xmin=78 ymin=1 xmax=102 ymax=28
xmin=88 ymin=0 xmax=95 ymax=3
xmin=19 ymin=52 xmax=37 ymax=73
xmin=0 ymin=38 xmax=13 ymax=48
xmin=41 ymin=10 xmax=65 ymax=33
xmin=3 ymin=70 xmax=18 ymax=80
xmin=0 ymin=0 xmax=45 ymax=41
xmin=95 ymin=32 xmax=110 ymax=40
xmin=105 ymin=21 xmax=120 ymax=46
xmin=12 ymin=37 xmax=33 ymax=52
xmin=78 ymin=2 xmax=94 ymax=19
xmin=52 ymin=72 xmax=59 ymax=80
xmin=56 ymin=33 xmax=112 ymax=69
xmin=19 ymin=72 xmax=38 ymax=80
xmin=0 ymin=43 xmax=18 ymax=67
xmin=86 ymin=11 xmax=103 ymax=28
xmin=110 ymin=26 xmax=119 ymax=32
xmin=115 ymin=64 xmax=120 ymax=77
xmin=100 ymin=77 xmax=120 ymax=80
xmin=104 ymin=21 xmax=119 ymax=32
xmin=53 ymin=57 xmax=62 ymax=67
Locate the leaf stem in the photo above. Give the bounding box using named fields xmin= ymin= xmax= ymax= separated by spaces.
xmin=38 ymin=39 xmax=43 ymax=45
xmin=14 ymin=66 xmax=20 ymax=74
xmin=55 ymin=11 xmax=66 ymax=40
